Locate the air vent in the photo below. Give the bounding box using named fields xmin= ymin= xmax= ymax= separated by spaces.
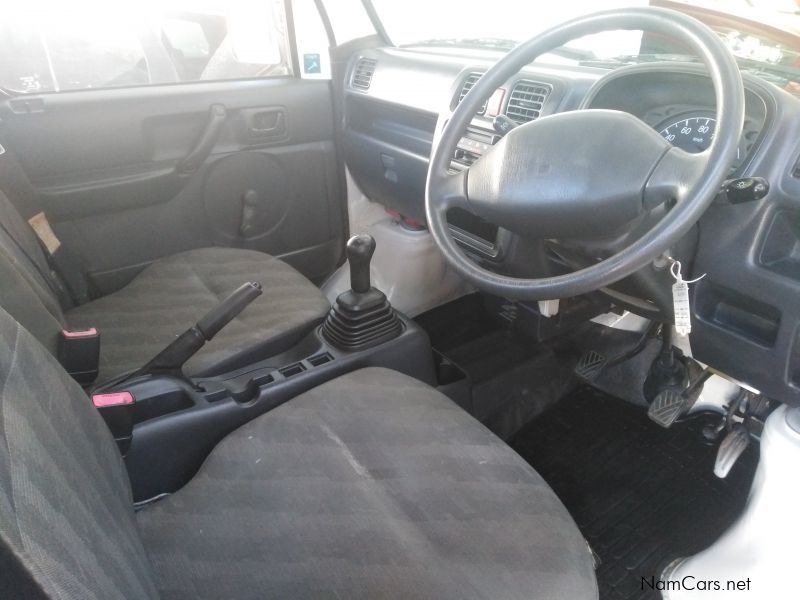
xmin=506 ymin=80 xmax=551 ymax=124
xmin=457 ymin=72 xmax=487 ymax=114
xmin=351 ymin=58 xmax=377 ymax=91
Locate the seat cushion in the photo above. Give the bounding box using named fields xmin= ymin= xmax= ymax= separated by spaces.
xmin=137 ymin=367 xmax=598 ymax=600
xmin=66 ymin=247 xmax=330 ymax=381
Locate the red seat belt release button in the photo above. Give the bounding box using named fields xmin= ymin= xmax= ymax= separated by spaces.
xmin=63 ymin=328 xmax=98 ymax=338
xmin=92 ymin=392 xmax=135 ymax=453
xmin=92 ymin=391 xmax=134 ymax=408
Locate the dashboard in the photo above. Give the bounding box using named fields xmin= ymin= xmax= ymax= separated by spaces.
xmin=341 ymin=46 xmax=800 ymax=406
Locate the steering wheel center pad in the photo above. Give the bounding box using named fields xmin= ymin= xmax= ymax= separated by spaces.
xmin=466 ymin=109 xmax=673 ymax=238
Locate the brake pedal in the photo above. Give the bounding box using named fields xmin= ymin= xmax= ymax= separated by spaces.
xmin=647 ymin=366 xmax=711 ymax=428
xmin=574 ymin=350 xmax=607 ymax=382
xmin=714 ymin=424 xmax=751 ymax=478
xmin=648 ymin=389 xmax=690 ymax=428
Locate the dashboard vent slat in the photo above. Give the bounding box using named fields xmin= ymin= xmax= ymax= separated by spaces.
xmin=506 ymin=80 xmax=552 ymax=124
xmin=352 ymin=58 xmax=377 ymax=91
xmin=458 ymin=72 xmax=487 ymax=114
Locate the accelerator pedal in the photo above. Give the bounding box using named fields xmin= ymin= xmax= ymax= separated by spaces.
xmin=714 ymin=424 xmax=751 ymax=479
xmin=574 ymin=350 xmax=607 ymax=383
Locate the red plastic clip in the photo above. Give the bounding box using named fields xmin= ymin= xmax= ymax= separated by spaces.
xmin=92 ymin=391 xmax=134 ymax=408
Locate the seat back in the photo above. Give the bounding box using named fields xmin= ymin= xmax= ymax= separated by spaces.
xmin=0 ymin=144 xmax=75 ymax=355
xmin=0 ymin=189 xmax=66 ymax=357
xmin=0 ymin=306 xmax=159 ymax=598
xmin=0 ymin=149 xmax=71 ymax=302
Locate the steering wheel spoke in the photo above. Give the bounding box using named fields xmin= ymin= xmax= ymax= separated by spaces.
xmin=644 ymin=147 xmax=711 ymax=210
xmin=428 ymin=167 xmax=471 ymax=211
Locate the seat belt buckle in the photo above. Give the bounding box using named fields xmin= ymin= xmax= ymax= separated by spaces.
xmin=58 ymin=328 xmax=100 ymax=385
xmin=92 ymin=391 xmax=134 ymax=454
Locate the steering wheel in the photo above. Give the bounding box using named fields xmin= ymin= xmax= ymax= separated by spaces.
xmin=425 ymin=7 xmax=744 ymax=300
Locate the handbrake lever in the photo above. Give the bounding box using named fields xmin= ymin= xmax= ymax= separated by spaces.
xmin=94 ymin=282 xmax=262 ymax=393
xmin=143 ymin=281 xmax=263 ymax=375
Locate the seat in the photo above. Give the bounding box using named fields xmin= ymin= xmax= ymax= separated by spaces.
xmin=65 ymin=247 xmax=330 ymax=379
xmin=0 ymin=307 xmax=598 ymax=600
xmin=0 ymin=188 xmax=330 ymax=382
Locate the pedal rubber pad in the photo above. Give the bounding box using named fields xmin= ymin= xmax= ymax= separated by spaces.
xmin=714 ymin=424 xmax=750 ymax=479
xmin=575 ymin=351 xmax=607 ymax=382
xmin=648 ymin=389 xmax=688 ymax=428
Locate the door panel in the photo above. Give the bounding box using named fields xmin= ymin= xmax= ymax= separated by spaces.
xmin=0 ymin=77 xmax=346 ymax=295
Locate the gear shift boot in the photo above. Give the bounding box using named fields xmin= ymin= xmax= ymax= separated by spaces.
xmin=321 ymin=234 xmax=402 ymax=351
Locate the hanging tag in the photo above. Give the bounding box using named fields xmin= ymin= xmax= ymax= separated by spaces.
xmin=669 ymin=260 xmax=705 ymax=336
xmin=672 ymin=279 xmax=692 ymax=335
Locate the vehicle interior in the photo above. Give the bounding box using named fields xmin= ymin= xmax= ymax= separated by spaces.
xmin=1 ymin=1 xmax=799 ymax=598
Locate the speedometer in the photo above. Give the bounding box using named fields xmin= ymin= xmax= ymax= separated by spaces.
xmin=659 ymin=116 xmax=717 ymax=153
xmin=658 ymin=114 xmax=742 ymax=167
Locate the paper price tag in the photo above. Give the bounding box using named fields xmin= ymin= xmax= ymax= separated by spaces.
xmin=672 ymin=280 xmax=692 ymax=335
xmin=669 ymin=259 xmax=705 ymax=337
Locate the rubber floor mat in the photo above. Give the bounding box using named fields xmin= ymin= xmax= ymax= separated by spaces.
xmin=510 ymin=387 xmax=759 ymax=600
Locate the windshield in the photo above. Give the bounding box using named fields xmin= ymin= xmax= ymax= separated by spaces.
xmin=371 ymin=0 xmax=800 ymax=87
xmin=373 ymin=0 xmax=646 ymax=57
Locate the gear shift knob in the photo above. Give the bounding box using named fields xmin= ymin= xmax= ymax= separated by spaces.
xmin=347 ymin=234 xmax=376 ymax=294
xmin=322 ymin=233 xmax=401 ymax=350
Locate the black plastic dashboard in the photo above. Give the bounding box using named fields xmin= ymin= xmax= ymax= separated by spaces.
xmin=341 ymin=45 xmax=800 ymax=406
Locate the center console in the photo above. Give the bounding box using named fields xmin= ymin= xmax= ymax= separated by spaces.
xmin=97 ymin=235 xmax=435 ymax=502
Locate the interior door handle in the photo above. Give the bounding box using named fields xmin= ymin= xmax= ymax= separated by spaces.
xmin=246 ymin=109 xmax=287 ymax=140
xmin=177 ymin=103 xmax=227 ymax=174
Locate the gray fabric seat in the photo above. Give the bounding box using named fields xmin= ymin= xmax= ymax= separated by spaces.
xmin=0 ymin=189 xmax=330 ymax=382
xmin=0 ymin=308 xmax=598 ymax=600
xmin=65 ymin=247 xmax=330 ymax=380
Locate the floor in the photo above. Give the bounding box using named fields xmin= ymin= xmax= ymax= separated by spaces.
xmin=510 ymin=387 xmax=759 ymax=600
xmin=416 ymin=294 xmax=581 ymax=439
xmin=417 ymin=294 xmax=759 ymax=600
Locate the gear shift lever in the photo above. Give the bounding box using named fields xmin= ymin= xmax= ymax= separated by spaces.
xmin=348 ymin=234 xmax=376 ymax=294
xmin=321 ymin=234 xmax=402 ymax=351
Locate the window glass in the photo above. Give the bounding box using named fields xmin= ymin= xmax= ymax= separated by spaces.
xmin=321 ymin=0 xmax=375 ymax=45
xmin=0 ymin=0 xmax=293 ymax=94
